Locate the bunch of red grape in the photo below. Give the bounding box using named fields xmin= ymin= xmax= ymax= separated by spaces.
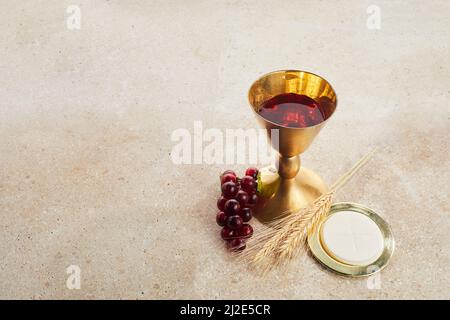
xmin=216 ymin=167 xmax=259 ymax=251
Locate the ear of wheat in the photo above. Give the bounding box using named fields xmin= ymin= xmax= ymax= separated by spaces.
xmin=237 ymin=149 xmax=376 ymax=273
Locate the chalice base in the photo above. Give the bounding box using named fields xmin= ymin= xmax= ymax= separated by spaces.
xmin=255 ymin=166 xmax=329 ymax=223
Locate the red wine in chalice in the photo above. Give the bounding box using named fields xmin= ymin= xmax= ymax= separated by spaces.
xmin=258 ymin=93 xmax=327 ymax=128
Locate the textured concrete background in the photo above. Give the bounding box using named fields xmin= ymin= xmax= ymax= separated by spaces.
xmin=0 ymin=0 xmax=449 ymax=299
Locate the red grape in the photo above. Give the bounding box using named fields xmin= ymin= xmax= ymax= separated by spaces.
xmin=221 ymin=181 xmax=238 ymax=198
xmin=221 ymin=227 xmax=239 ymax=240
xmin=216 ymin=212 xmax=227 ymax=226
xmin=222 ymin=170 xmax=236 ymax=177
xmin=227 ymin=215 xmax=243 ymax=230
xmin=226 ymin=238 xmax=246 ymax=251
xmin=223 ymin=199 xmax=240 ymax=216
xmin=247 ymin=193 xmax=258 ymax=207
xmin=245 ymin=167 xmax=259 ymax=179
xmin=240 ymin=176 xmax=256 ymax=193
xmin=217 ymin=196 xmax=227 ymax=211
xmin=235 ymin=190 xmax=249 ymax=207
xmin=239 ymin=207 xmax=252 ymax=222
xmin=239 ymin=224 xmax=253 ymax=238
xmin=221 ymin=173 xmax=237 ymax=185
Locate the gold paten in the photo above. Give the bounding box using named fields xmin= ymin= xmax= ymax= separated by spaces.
xmin=308 ymin=202 xmax=395 ymax=277
xmin=248 ymin=70 xmax=337 ymax=222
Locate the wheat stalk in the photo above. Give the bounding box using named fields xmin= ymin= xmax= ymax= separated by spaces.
xmin=238 ymin=149 xmax=376 ymax=273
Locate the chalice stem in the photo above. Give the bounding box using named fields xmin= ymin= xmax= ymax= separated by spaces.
xmin=277 ymin=155 xmax=301 ymax=179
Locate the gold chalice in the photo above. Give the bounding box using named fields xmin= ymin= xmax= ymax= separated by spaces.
xmin=248 ymin=70 xmax=337 ymax=222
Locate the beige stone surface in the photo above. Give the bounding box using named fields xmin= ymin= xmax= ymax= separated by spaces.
xmin=0 ymin=0 xmax=449 ymax=299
